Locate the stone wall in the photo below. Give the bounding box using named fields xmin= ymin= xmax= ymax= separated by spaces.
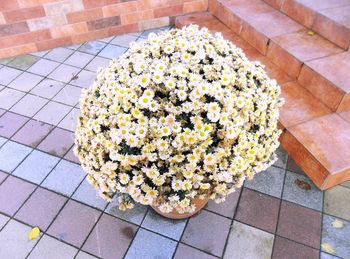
xmin=0 ymin=0 xmax=208 ymax=58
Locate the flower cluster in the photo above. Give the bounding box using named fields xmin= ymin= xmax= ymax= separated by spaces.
xmin=74 ymin=25 xmax=283 ymax=214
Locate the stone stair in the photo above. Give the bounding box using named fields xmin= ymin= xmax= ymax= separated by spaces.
xmin=175 ymin=1 xmax=350 ymax=189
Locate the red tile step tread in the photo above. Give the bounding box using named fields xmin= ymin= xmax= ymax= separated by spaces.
xmin=176 ymin=11 xmax=350 ymax=189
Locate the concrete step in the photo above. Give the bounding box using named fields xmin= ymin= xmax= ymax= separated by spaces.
xmin=175 ymin=11 xmax=350 ymax=189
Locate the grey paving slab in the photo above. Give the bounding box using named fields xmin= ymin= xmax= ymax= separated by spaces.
xmin=30 ymin=79 xmax=65 ymax=99
xmin=48 ymin=64 xmax=81 ymax=83
xmin=10 ymin=94 xmax=48 ymax=117
xmin=98 ymin=44 xmax=127 ymax=59
xmin=324 ymin=185 xmax=350 ymax=221
xmin=0 ymin=88 xmax=25 ymax=109
xmin=8 ymin=72 xmax=43 ymax=92
xmin=27 ymin=58 xmax=60 ymax=76
xmin=85 ymin=56 xmax=110 ymax=72
xmin=69 ymin=69 xmax=95 ymax=88
xmin=7 ymin=55 xmax=39 ymax=70
xmin=64 ymin=51 xmax=94 ymax=68
xmin=0 ymin=213 xmax=10 ymax=229
xmin=58 ymin=108 xmax=80 ymax=132
xmin=34 ymin=101 xmax=71 ymax=125
xmin=0 ymin=141 xmax=32 ymax=172
xmin=0 ymin=66 xmax=22 ymax=85
xmin=110 ymin=33 xmax=138 ymax=47
xmin=53 ymin=84 xmax=82 ymax=106
xmin=75 ymin=251 xmax=98 ymax=259
xmin=72 ymin=180 xmax=108 ymax=210
xmin=0 ymin=136 xmax=6 ymax=147
xmin=78 ymin=41 xmax=107 ymax=55
xmin=31 ymin=50 xmax=50 ymax=57
xmin=274 ymin=146 xmax=288 ymax=169
xmin=45 ymin=47 xmax=74 ymax=62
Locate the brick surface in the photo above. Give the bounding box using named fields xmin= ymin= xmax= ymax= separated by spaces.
xmin=3 ymin=6 xmax=45 ymax=23
xmin=87 ymin=16 xmax=121 ymax=31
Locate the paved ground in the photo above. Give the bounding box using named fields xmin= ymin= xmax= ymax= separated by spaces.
xmin=0 ymin=27 xmax=349 ymax=259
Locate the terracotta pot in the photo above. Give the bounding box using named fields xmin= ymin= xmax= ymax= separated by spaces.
xmin=151 ymin=196 xmax=210 ymax=219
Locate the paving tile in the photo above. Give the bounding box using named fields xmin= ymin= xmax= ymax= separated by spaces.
xmin=272 ymin=236 xmax=319 ymax=259
xmin=98 ymin=44 xmax=127 ymax=59
xmin=125 ymin=228 xmax=176 ymax=259
xmin=0 ymin=57 xmax=14 ymax=65
xmin=174 ymin=243 xmax=217 ymax=259
xmin=182 ymin=210 xmax=231 ymax=256
xmin=38 ymin=127 xmax=74 ymax=156
xmin=0 ymin=88 xmax=25 ymax=109
xmin=142 ymin=209 xmax=187 ymax=240
xmin=30 ymin=79 xmax=65 ymax=99
xmin=64 ymin=146 xmax=79 ymax=164
xmin=206 ymin=188 xmax=241 ymax=218
xmin=41 ymin=159 xmax=85 ymax=196
xmin=12 ymin=119 xmax=53 ymax=147
xmin=48 ymin=64 xmax=81 ymax=83
xmin=244 ymin=166 xmax=285 ymax=198
xmin=15 ymin=187 xmax=67 ymax=231
xmin=27 ymin=58 xmax=60 ymax=76
xmin=105 ymin=196 xmax=148 ymax=225
xmin=66 ymin=43 xmax=82 ymax=50
xmin=0 ymin=176 xmax=35 ymax=216
xmin=0 ymin=170 xmax=8 ymax=184
xmin=83 ymin=213 xmax=137 ymax=259
xmin=28 ymin=235 xmax=77 ymax=259
xmin=78 ymin=41 xmax=107 ymax=55
xmin=72 ymin=180 xmax=108 ymax=210
xmin=31 ymin=50 xmax=50 ymax=57
xmin=48 ymin=200 xmax=101 ymax=247
xmin=98 ymin=36 xmax=114 ymax=43
xmin=322 ymin=215 xmax=350 ymax=258
xmin=34 ymin=101 xmax=71 ymax=125
xmin=0 ymin=66 xmax=22 ymax=85
xmin=110 ymin=33 xmax=138 ymax=47
xmin=0 ymin=141 xmax=32 ymax=172
xmin=7 ymin=54 xmax=39 ymax=70
xmin=0 ymin=136 xmax=6 ymax=147
xmin=324 ymin=185 xmax=350 ymax=221
xmin=283 ymin=171 xmax=323 ymax=211
xmin=85 ymin=56 xmax=110 ymax=72
xmin=224 ymin=221 xmax=274 ymax=259
xmin=10 ymin=94 xmax=48 ymax=117
xmin=76 ymin=251 xmax=98 ymax=259
xmin=8 ymin=72 xmax=43 ymax=92
xmin=320 ymin=252 xmax=341 ymax=259
xmin=140 ymin=28 xmax=163 ymax=38
xmin=58 ymin=108 xmax=80 ymax=132
xmin=45 ymin=47 xmax=74 ymax=63
xmin=13 ymin=150 xmax=59 ymax=184
xmin=0 ymin=108 xmax=5 ymax=117
xmin=0 ymin=213 xmax=10 ymax=229
xmin=0 ymin=220 xmax=39 ymax=259
xmin=64 ymin=51 xmax=94 ymax=68
xmin=53 ymin=84 xmax=82 ymax=106
xmin=236 ymin=188 xmax=280 ymax=233
xmin=286 ymin=157 xmax=305 ymax=175
xmin=277 ymin=201 xmax=322 ymax=249
xmin=0 ymin=112 xmax=28 ymax=138
xmin=274 ymin=146 xmax=288 ymax=169
xmin=341 ymin=180 xmax=350 ymax=188
xmin=69 ymin=69 xmax=96 ymax=88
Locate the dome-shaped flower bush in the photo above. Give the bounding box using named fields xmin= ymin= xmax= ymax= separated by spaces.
xmin=74 ymin=25 xmax=283 ymax=214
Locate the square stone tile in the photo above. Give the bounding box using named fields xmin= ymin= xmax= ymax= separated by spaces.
xmin=83 ymin=213 xmax=137 ymax=258
xmin=236 ymin=188 xmax=280 ymax=233
xmin=0 ymin=112 xmax=28 ymax=138
xmin=15 ymin=187 xmax=67 ymax=231
xmin=38 ymin=127 xmax=74 ymax=156
xmin=277 ymin=201 xmax=322 ymax=249
xmin=72 ymin=180 xmax=108 ymax=210
xmin=0 ymin=108 xmax=5 ymax=117
xmin=13 ymin=150 xmax=59 ymax=184
xmin=64 ymin=51 xmax=94 ymax=68
xmin=8 ymin=72 xmax=43 ymax=92
xmin=174 ymin=243 xmax=217 ymax=259
xmin=0 ymin=57 xmax=14 ymax=65
xmin=12 ymin=119 xmax=53 ymax=147
xmin=28 ymin=235 xmax=77 ymax=259
xmin=27 ymin=58 xmax=60 ymax=76
xmin=78 ymin=41 xmax=107 ymax=55
xmin=76 ymin=251 xmax=98 ymax=259
xmin=41 ymin=159 xmax=85 ymax=196
xmin=105 ymin=196 xmax=147 ymax=225
xmin=274 ymin=146 xmax=288 ymax=169
xmin=0 ymin=213 xmax=10 ymax=229
xmin=98 ymin=44 xmax=127 ymax=59
xmin=58 ymin=108 xmax=80 ymax=132
xmin=0 ymin=170 xmax=8 ymax=184
xmin=53 ymin=84 xmax=82 ymax=106
xmin=48 ymin=64 xmax=81 ymax=83
xmin=0 ymin=66 xmax=22 ymax=85
xmin=125 ymin=228 xmax=176 ymax=259
xmin=45 ymin=48 xmax=74 ymax=63
xmin=142 ymin=209 xmax=187 ymax=240
xmin=272 ymin=236 xmax=319 ymax=259
xmin=110 ymin=33 xmax=138 ymax=47
xmin=140 ymin=28 xmax=163 ymax=38
xmin=85 ymin=56 xmax=110 ymax=72
xmin=31 ymin=50 xmax=49 ymax=57
xmin=0 ymin=136 xmax=6 ymax=147
xmin=0 ymin=220 xmax=39 ymax=259
xmin=206 ymin=188 xmax=241 ymax=218
xmin=10 ymin=94 xmax=48 ymax=117
xmin=224 ymin=221 xmax=274 ymax=259
xmin=286 ymin=157 xmax=305 ymax=175
xmin=182 ymin=210 xmax=231 ymax=256
xmin=324 ymin=185 xmax=350 ymax=221
xmin=34 ymin=101 xmax=71 ymax=125
xmin=283 ymin=171 xmax=323 ymax=211
xmin=245 ymin=166 xmax=285 ymax=198
xmin=0 ymin=141 xmax=32 ymax=172
xmin=98 ymin=36 xmax=114 ymax=43
xmin=320 ymin=252 xmax=340 ymax=259
xmin=322 ymin=215 xmax=350 ymax=258
xmin=66 ymin=43 xmax=82 ymax=50
xmin=7 ymin=55 xmax=39 ymax=70
xmin=48 ymin=200 xmax=101 ymax=247
xmin=30 ymin=79 xmax=65 ymax=99
xmin=0 ymin=88 xmax=25 ymax=109
xmin=0 ymin=176 xmax=35 ymax=216
xmin=69 ymin=69 xmax=96 ymax=88
xmin=341 ymin=180 xmax=350 ymax=188
xmin=64 ymin=146 xmax=80 ymax=164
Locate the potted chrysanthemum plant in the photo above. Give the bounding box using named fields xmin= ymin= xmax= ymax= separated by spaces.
xmin=74 ymin=25 xmax=283 ymax=219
